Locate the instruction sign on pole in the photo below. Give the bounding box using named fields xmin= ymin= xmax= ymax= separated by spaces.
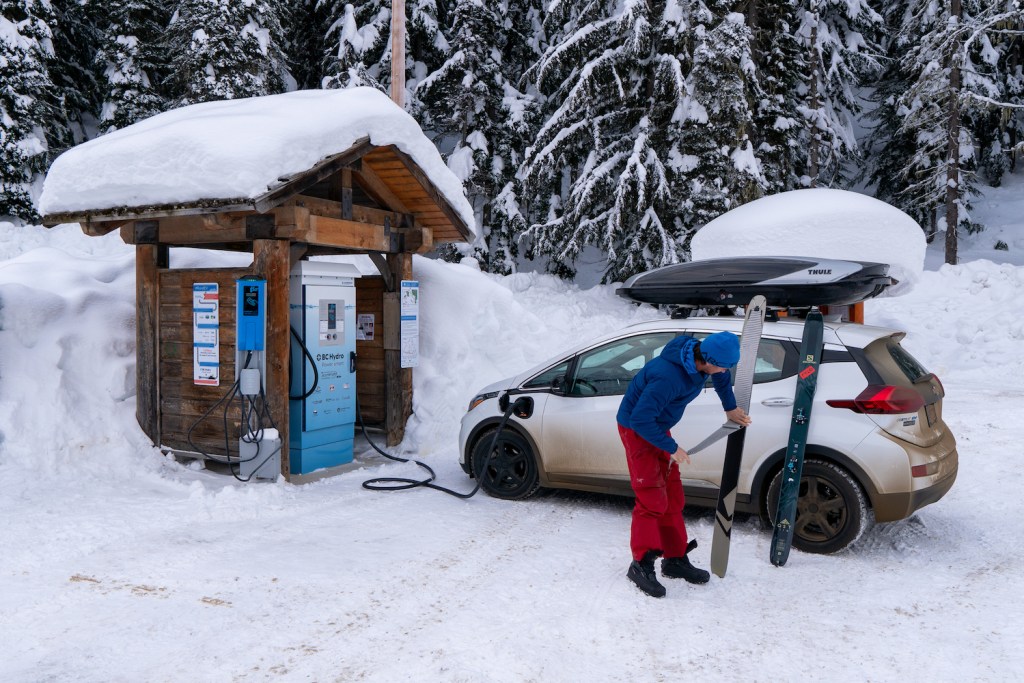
xmin=400 ymin=280 xmax=419 ymax=368
xmin=193 ymin=283 xmax=220 ymax=386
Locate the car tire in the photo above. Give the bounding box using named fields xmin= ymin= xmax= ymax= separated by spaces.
xmin=766 ymin=458 xmax=871 ymax=554
xmin=470 ymin=427 xmax=541 ymax=500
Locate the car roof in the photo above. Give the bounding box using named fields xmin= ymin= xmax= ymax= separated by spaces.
xmin=507 ymin=314 xmax=904 ymax=388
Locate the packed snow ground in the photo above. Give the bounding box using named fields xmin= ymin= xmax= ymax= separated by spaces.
xmin=2 ymin=188 xmax=1024 ymax=681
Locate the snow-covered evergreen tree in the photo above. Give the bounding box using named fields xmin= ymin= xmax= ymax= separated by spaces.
xmin=0 ymin=0 xmax=67 ymax=221
xmin=320 ymin=0 xmax=390 ymax=91
xmin=678 ymin=10 xmax=767 ymax=233
xmin=95 ymin=0 xmax=171 ymax=132
xmin=281 ymin=0 xmax=323 ymax=90
xmin=47 ymin=0 xmax=100 ymax=142
xmin=796 ymin=0 xmax=883 ymax=186
xmin=166 ymin=0 xmax=291 ymax=105
xmin=866 ymin=0 xmax=1023 ymax=263
xmin=748 ymin=0 xmax=807 ymax=194
xmin=416 ymin=0 xmax=532 ymax=273
xmin=521 ymin=0 xmax=695 ymax=282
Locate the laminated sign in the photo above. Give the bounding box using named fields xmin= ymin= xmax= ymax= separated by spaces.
xmin=400 ymin=280 xmax=419 ymax=368
xmin=193 ymin=283 xmax=220 ymax=386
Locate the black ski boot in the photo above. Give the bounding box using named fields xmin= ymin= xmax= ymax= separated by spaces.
xmin=662 ymin=540 xmax=711 ymax=584
xmin=627 ymin=551 xmax=666 ymax=598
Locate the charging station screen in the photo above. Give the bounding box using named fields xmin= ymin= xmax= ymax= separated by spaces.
xmin=327 ymin=303 xmax=337 ymax=329
xmin=243 ymin=285 xmax=260 ymax=316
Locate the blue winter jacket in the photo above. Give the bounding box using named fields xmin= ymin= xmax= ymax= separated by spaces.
xmin=616 ymin=335 xmax=738 ymax=454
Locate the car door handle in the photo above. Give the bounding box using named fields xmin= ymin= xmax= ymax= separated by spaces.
xmin=762 ymin=397 xmax=794 ymax=407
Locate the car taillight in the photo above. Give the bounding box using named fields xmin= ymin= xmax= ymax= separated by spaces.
xmin=826 ymin=385 xmax=925 ymax=414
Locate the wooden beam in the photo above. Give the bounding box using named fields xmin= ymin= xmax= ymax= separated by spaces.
xmin=286 ymin=194 xmax=404 ymax=229
xmin=388 ymin=146 xmax=472 ymax=241
xmin=251 ymin=239 xmax=292 ymax=478
xmin=120 ymin=213 xmax=250 ymax=245
xmin=289 ymin=215 xmax=392 ymax=251
xmin=355 ymin=162 xmax=412 ymax=214
xmin=253 ymin=139 xmax=372 ymax=213
xmin=384 ymin=253 xmax=413 ymax=446
xmin=403 ymin=226 xmax=433 ymax=253
xmin=136 ymin=244 xmax=161 ymax=445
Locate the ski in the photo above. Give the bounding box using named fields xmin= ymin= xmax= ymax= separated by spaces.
xmin=710 ymin=295 xmax=766 ymax=579
xmin=770 ymin=308 xmax=824 ymax=567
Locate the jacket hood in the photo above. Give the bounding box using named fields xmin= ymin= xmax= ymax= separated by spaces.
xmin=660 ymin=335 xmax=699 ymax=374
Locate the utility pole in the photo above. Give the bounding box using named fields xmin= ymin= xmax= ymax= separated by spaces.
xmin=391 ymin=0 xmax=406 ymax=108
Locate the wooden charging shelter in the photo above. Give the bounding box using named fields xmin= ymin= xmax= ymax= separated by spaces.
xmin=42 ymin=139 xmax=472 ymax=480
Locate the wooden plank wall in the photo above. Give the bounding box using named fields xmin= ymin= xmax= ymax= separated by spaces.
xmin=158 ymin=268 xmax=248 ymax=456
xmin=356 ymin=275 xmax=386 ymax=426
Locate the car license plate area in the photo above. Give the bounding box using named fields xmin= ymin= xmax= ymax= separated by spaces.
xmin=925 ymin=402 xmax=937 ymax=426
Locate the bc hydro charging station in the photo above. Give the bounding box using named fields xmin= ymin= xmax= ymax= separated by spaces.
xmin=288 ymin=261 xmax=361 ymax=475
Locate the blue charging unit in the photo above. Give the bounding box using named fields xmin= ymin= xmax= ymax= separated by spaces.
xmin=288 ymin=262 xmax=361 ymax=475
xmin=236 ymin=278 xmax=266 ymax=351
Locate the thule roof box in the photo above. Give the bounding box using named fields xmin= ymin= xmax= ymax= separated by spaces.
xmin=617 ymin=257 xmax=894 ymax=308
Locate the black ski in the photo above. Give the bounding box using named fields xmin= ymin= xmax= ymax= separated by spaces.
xmin=710 ymin=295 xmax=766 ymax=578
xmin=770 ymin=308 xmax=824 ymax=567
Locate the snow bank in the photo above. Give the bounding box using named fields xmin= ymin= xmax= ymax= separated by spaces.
xmin=691 ymin=188 xmax=926 ymax=295
xmin=38 ymin=87 xmax=475 ymax=237
xmin=870 ymin=259 xmax=1024 ymax=381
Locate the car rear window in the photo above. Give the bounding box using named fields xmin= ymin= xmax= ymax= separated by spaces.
xmin=857 ymin=337 xmax=932 ymax=388
xmin=888 ymin=343 xmax=929 ymax=382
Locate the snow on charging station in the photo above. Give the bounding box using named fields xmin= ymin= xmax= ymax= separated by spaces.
xmin=37 ymin=87 xmax=474 ymax=482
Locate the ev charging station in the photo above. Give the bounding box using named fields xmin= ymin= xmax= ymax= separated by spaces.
xmin=235 ymin=276 xmax=281 ymax=480
xmin=288 ymin=261 xmax=361 ymax=475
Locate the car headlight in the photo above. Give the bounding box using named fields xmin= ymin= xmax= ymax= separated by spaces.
xmin=467 ymin=391 xmax=499 ymax=412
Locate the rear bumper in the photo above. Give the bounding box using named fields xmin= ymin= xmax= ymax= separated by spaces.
xmin=872 ymin=428 xmax=958 ymax=523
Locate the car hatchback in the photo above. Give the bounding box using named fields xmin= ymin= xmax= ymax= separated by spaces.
xmin=458 ymin=315 xmax=957 ymax=554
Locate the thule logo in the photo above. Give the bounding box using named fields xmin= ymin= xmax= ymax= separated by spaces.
xmin=808 ymin=269 xmax=832 ymax=275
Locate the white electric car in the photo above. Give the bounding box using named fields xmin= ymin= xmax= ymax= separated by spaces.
xmin=458 ymin=316 xmax=957 ymax=554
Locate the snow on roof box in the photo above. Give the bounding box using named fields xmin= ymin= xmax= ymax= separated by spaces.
xmin=690 ymin=188 xmax=924 ymax=296
xmin=617 ymin=256 xmax=894 ymax=308
xmin=39 ymin=87 xmax=475 ymax=237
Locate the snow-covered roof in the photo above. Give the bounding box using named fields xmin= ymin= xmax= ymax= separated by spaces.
xmin=39 ymin=87 xmax=475 ymax=239
xmin=690 ymin=188 xmax=925 ymax=295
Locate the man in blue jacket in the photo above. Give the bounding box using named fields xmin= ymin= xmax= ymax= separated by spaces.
xmin=616 ymin=331 xmax=750 ymax=598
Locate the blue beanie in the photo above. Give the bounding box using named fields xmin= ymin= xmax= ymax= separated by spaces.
xmin=698 ymin=332 xmax=740 ymax=368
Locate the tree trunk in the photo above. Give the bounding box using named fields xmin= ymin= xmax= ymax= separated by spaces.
xmin=807 ymin=4 xmax=820 ymax=186
xmin=944 ymin=0 xmax=963 ymax=266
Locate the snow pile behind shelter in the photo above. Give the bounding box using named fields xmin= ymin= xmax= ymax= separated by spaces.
xmin=690 ymin=189 xmax=925 ymax=295
xmin=38 ymin=87 xmax=475 ymax=237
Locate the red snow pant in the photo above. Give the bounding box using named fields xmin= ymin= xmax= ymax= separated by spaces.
xmin=618 ymin=425 xmax=688 ymax=562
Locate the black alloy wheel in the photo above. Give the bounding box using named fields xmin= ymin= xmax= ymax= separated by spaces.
xmin=766 ymin=459 xmax=869 ymax=554
xmin=471 ymin=428 xmax=541 ymax=500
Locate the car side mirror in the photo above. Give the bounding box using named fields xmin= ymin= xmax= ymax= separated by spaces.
xmin=551 ymin=375 xmax=567 ymax=395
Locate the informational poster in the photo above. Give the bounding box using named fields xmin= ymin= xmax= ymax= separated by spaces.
xmin=192 ymin=283 xmax=220 ymax=386
xmin=357 ymin=313 xmax=375 ymax=341
xmin=400 ymin=280 xmax=419 ymax=368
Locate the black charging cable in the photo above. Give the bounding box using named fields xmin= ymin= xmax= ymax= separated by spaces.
xmin=289 ymin=325 xmax=319 ymax=400
xmin=359 ymin=395 xmax=527 ymax=499
xmin=186 ymin=350 xmax=281 ymax=482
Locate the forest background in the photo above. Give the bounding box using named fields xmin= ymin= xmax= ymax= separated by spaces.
xmin=3 ymin=0 xmax=1023 ymax=282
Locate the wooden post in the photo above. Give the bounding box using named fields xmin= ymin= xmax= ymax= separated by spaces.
xmin=383 ymin=252 xmax=412 ymax=445
xmin=136 ymin=243 xmax=162 ymax=444
xmin=252 ymin=239 xmax=292 ymax=478
xmin=391 ymin=0 xmax=405 ymax=107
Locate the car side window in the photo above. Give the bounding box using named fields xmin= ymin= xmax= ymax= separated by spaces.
xmin=523 ymin=360 xmax=570 ymax=389
xmin=569 ymin=333 xmax=676 ymax=397
xmin=687 ymin=332 xmax=791 ymax=386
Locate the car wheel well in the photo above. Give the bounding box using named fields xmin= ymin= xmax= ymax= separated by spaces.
xmin=467 ymin=419 xmax=541 ymax=476
xmin=754 ymin=445 xmax=877 ymax=521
